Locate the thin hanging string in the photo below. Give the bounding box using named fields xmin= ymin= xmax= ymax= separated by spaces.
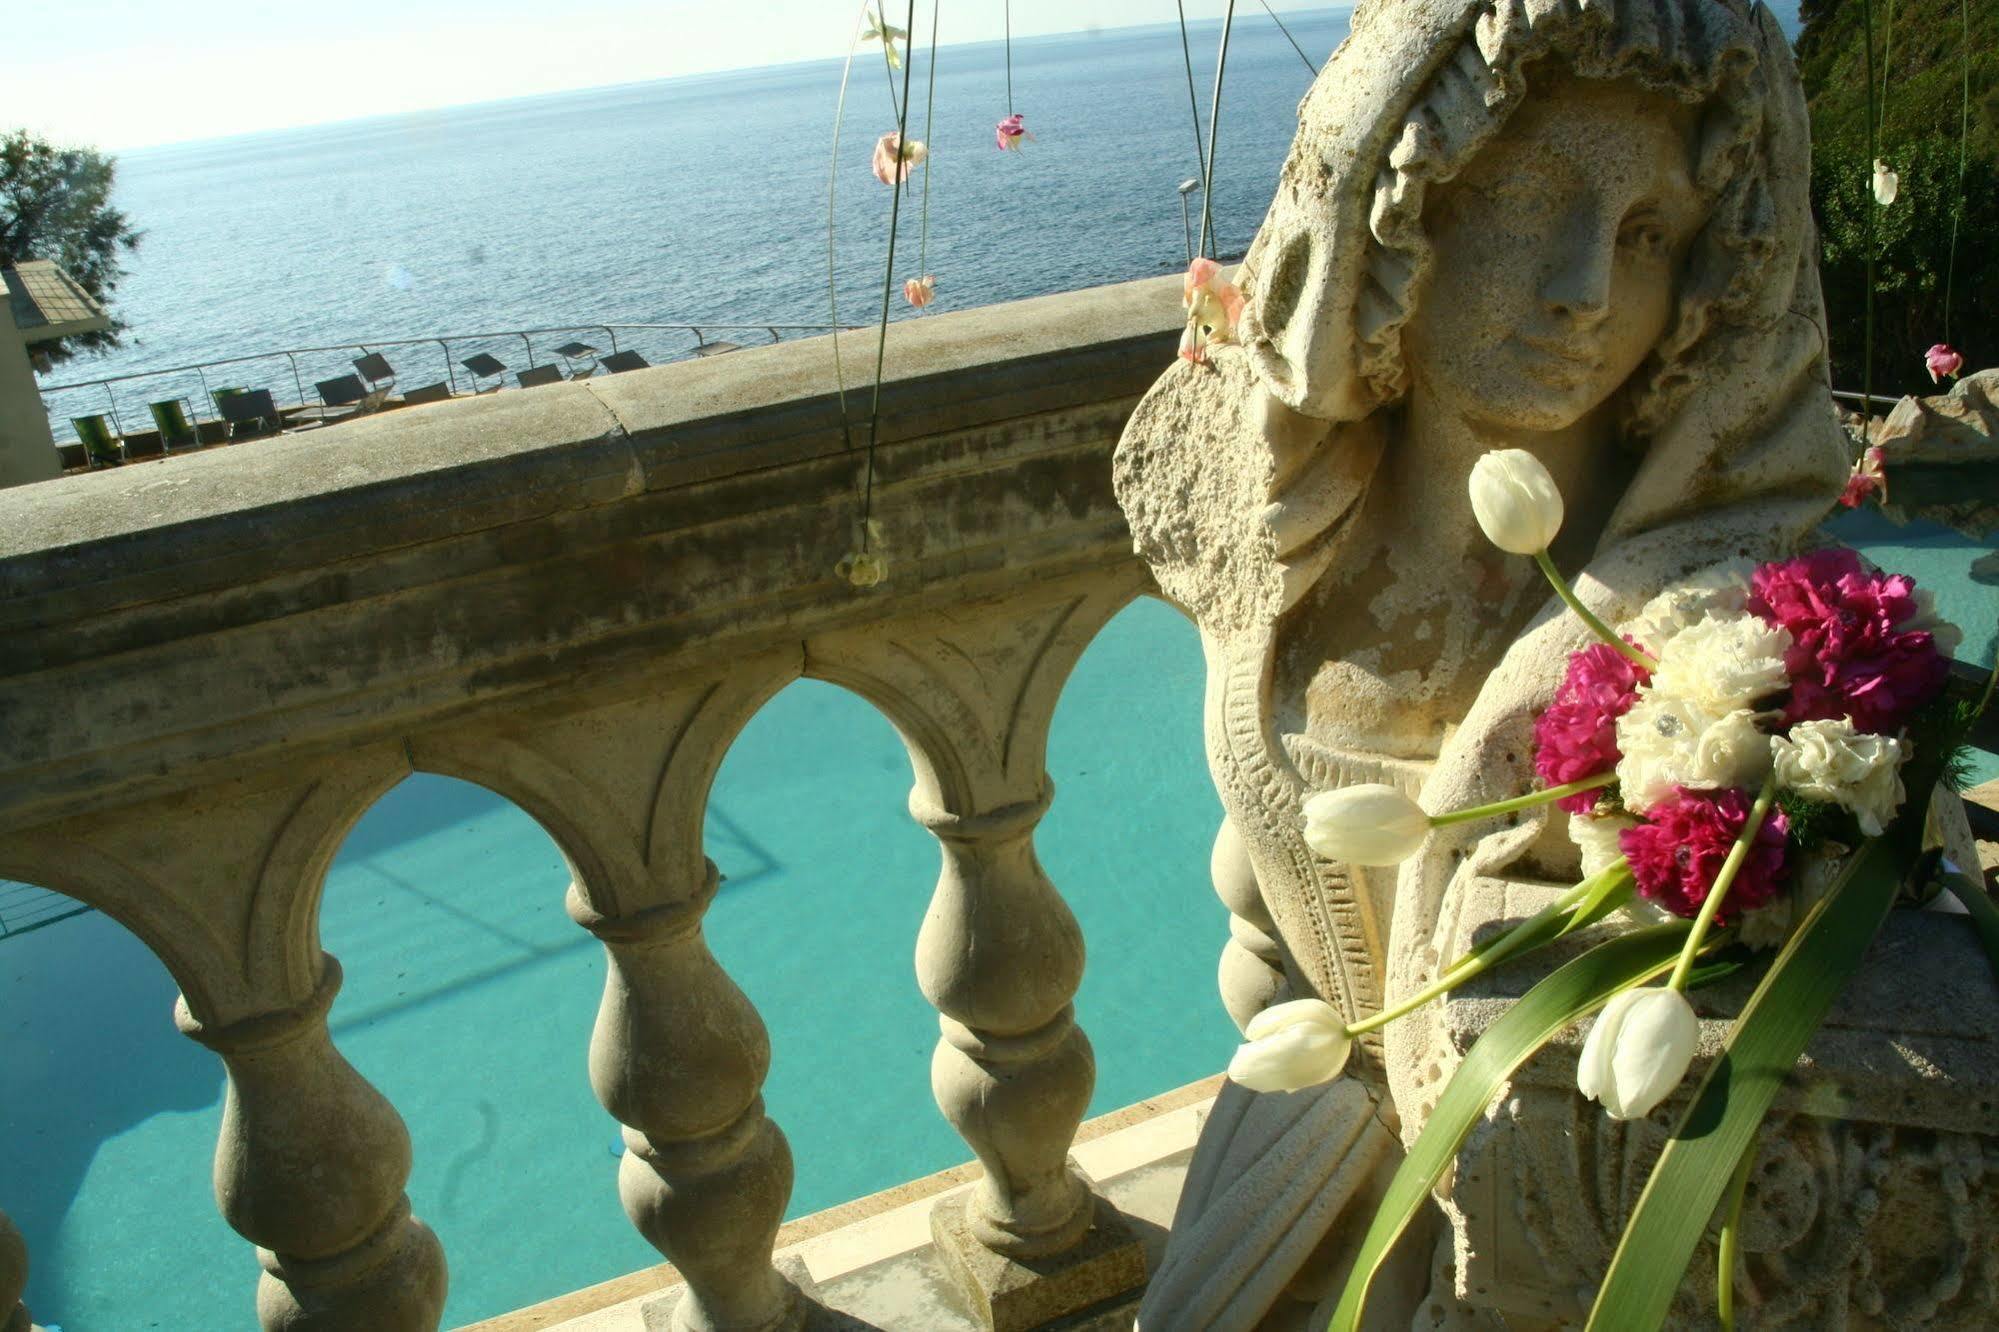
xmin=1257 ymin=0 xmax=1318 ymax=76
xmin=1198 ymin=2 xmax=1238 ymax=260
xmin=1877 ymin=0 xmax=1895 ymax=131
xmin=918 ymin=0 xmax=938 ymax=275
xmin=1861 ymin=0 xmax=1878 ymax=412
xmin=859 ymin=0 xmax=919 ymax=553
xmin=826 ymin=3 xmax=873 ymax=456
xmin=1175 ymin=1 xmax=1208 ymax=186
xmin=1004 ymin=0 xmax=1014 ymax=116
xmin=1942 ymin=0 xmax=1969 ymax=343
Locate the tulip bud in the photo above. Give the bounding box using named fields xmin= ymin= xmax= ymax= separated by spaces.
xmin=1468 ymin=449 xmax=1565 ymax=555
xmin=1227 ymin=998 xmax=1353 ymax=1093
xmin=1577 ymin=986 xmax=1698 ymax=1121
xmin=1302 ymin=784 xmax=1431 ymax=866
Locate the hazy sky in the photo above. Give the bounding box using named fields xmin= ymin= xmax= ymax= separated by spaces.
xmin=3 ymin=2 xmax=1338 ymax=151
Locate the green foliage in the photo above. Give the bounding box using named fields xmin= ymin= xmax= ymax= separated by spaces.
xmin=0 ymin=129 xmax=142 ymax=369
xmin=1796 ymin=0 xmax=1999 ymax=393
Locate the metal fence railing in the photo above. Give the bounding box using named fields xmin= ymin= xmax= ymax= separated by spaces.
xmin=37 ymin=320 xmax=862 ymax=449
xmin=0 ymin=880 xmax=90 ymax=942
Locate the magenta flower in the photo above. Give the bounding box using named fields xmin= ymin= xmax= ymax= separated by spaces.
xmin=1926 ymin=343 xmax=1965 ymax=383
xmin=1178 ymin=257 xmax=1246 ymax=365
xmin=995 ymin=113 xmax=1030 ymax=151
xmin=1747 ymin=549 xmax=1948 ymax=733
xmin=1534 ymin=641 xmax=1651 ymax=811
xmin=1838 ymin=444 xmax=1887 ymax=509
xmin=1619 ymin=787 xmax=1789 ymax=922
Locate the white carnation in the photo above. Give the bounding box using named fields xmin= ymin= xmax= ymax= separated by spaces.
xmin=1617 ymin=560 xmax=1758 ymax=656
xmin=1569 ymin=812 xmax=1635 ymax=880
xmin=1771 ymin=718 xmax=1909 ymax=837
xmin=1646 ymin=612 xmax=1792 ymax=717
xmin=1616 ymin=698 xmax=1771 ymax=812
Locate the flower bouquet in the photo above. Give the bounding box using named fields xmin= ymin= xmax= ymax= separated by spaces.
xmin=1223 ymin=449 xmax=1996 ymax=1331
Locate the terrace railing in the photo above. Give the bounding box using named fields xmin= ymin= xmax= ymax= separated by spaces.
xmin=35 ymin=320 xmax=863 ymax=447
xmin=0 ymin=276 xmax=1184 ymax=1330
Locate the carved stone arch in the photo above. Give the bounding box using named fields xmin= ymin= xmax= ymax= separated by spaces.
xmin=805 ymin=568 xmax=1150 ymax=815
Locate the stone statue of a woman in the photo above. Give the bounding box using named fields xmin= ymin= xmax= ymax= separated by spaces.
xmin=1114 ymin=0 xmax=1849 ymax=1324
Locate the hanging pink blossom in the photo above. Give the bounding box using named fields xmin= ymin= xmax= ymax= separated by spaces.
xmin=1533 ymin=640 xmax=1651 ymax=811
xmin=995 ymin=113 xmax=1031 ymax=151
xmin=1747 ymin=548 xmax=1948 ymax=734
xmin=1838 ymin=445 xmax=1888 ymax=509
xmin=871 ymin=131 xmax=926 ymax=185
xmin=1926 ymin=343 xmax=1965 ymax=382
xmin=1619 ymin=787 xmax=1789 ymax=922
xmin=1178 ymin=258 xmax=1246 ymax=365
xmin=903 ymin=274 xmax=936 ymax=309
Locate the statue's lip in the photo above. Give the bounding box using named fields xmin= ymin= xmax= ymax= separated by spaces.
xmin=1515 ymin=332 xmax=1604 ymax=369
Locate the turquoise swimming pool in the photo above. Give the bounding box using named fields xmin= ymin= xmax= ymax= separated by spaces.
xmin=3 ymin=519 xmax=1992 ymax=1330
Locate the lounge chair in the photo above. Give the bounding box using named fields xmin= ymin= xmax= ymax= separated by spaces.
xmin=149 ymin=399 xmax=200 ymax=452
xmin=71 ymin=414 xmax=122 ymax=467
xmin=353 ymin=353 xmax=397 ymax=395
xmin=692 ymin=341 xmax=742 ymax=358
xmin=318 ymin=374 xmax=369 ymax=408
xmin=554 ymin=340 xmax=600 ymax=377
xmin=460 ymin=352 xmax=509 ymax=392
xmin=598 ymin=350 xmax=650 ymax=374
xmin=515 ymin=364 xmax=564 ymax=389
xmin=399 ymin=381 xmax=453 ymax=406
xmin=219 ymin=388 xmax=281 ymax=439
xmin=56 ymin=441 xmax=87 ymax=471
xmin=122 ymin=431 xmax=167 ymax=460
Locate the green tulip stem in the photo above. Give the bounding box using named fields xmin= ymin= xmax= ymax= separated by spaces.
xmin=1533 ymin=549 xmax=1657 ymax=671
xmin=1345 ymin=862 xmax=1632 ymax=1038
xmin=1716 ymin=1136 xmax=1758 ymax=1331
xmin=1427 ymin=772 xmax=1614 ymax=829
xmin=1668 ymin=774 xmax=1779 ymax=993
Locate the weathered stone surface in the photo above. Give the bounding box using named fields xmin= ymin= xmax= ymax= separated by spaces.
xmin=1868 ymin=368 xmax=1999 ymax=536
xmin=930 ymin=1187 xmax=1145 ymax=1332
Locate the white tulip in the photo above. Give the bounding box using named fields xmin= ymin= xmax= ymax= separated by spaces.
xmin=1227 ymin=998 xmax=1353 ymax=1092
xmin=1872 ymin=158 xmax=1899 ymax=206
xmin=1468 ymin=448 xmax=1564 ymax=555
xmin=1577 ymin=986 xmax=1699 ymax=1121
xmin=1302 ymin=783 xmax=1431 ymax=866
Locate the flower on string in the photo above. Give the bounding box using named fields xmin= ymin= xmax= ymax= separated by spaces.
xmin=837 ymin=519 xmax=888 ymax=588
xmin=995 ymin=113 xmax=1031 ymax=151
xmin=1178 ymin=257 xmax=1245 ymax=365
xmin=862 ymin=7 xmax=908 ymax=68
xmin=1926 ymin=343 xmax=1965 ymax=382
xmin=870 ymin=131 xmax=926 ymax=185
xmin=1618 ymin=786 xmax=1790 ymax=922
xmin=903 ymin=274 xmax=936 ymax=309
xmin=1839 ymin=444 xmax=1888 ymax=508
xmin=1871 ymin=159 xmax=1899 ymax=206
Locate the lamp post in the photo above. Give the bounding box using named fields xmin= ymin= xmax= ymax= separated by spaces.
xmin=1177 ymin=178 xmax=1202 ymax=266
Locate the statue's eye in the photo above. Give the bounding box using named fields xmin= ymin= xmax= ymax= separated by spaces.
xmin=1618 ymin=217 xmax=1669 ymax=258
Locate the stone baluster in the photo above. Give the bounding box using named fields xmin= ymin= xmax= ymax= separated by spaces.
xmin=2 ymin=1206 xmax=31 ymax=1332
xmin=915 ymin=780 xmax=1097 ymax=1262
xmin=568 ymin=872 xmax=801 ymax=1332
xmin=1211 ymin=817 xmax=1292 ymax=1030
xmin=175 ymin=954 xmax=446 ymax=1331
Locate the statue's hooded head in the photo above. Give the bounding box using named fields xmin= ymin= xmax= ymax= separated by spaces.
xmin=1237 ymin=0 xmax=1844 ymax=556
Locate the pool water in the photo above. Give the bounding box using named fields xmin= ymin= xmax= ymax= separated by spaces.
xmin=3 ymin=521 xmax=1992 ymax=1330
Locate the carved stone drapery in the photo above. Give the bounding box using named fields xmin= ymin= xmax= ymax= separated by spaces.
xmin=2 ymin=1206 xmax=30 ymax=1332
xmin=1211 ymin=817 xmax=1291 ymax=1032
xmin=0 ymin=752 xmax=447 ymax=1330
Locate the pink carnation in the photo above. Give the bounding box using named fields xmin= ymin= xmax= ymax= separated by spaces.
xmin=1619 ymin=787 xmax=1789 ymax=922
xmin=1747 ymin=549 xmax=1948 ymax=733
xmin=1534 ymin=641 xmax=1649 ymax=812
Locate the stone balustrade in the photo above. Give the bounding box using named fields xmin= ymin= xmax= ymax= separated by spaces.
xmin=0 ymin=276 xmax=1183 ymax=1330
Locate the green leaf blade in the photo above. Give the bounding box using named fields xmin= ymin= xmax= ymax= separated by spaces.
xmin=1327 ymin=923 xmax=1689 ymax=1332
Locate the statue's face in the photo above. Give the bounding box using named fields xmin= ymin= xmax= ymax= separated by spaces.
xmin=1402 ymin=73 xmax=1705 ymax=433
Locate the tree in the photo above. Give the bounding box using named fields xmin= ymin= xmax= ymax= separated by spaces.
xmin=0 ymin=130 xmax=142 ymax=370
xmin=1795 ymin=0 xmax=1998 ymax=397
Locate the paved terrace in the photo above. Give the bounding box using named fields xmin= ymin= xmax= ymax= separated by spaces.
xmin=0 ymin=275 xmax=1217 ymax=1331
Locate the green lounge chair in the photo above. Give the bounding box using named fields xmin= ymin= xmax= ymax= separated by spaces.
xmin=71 ymin=414 xmax=122 ymax=467
xmin=149 ymin=399 xmax=199 ymax=452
